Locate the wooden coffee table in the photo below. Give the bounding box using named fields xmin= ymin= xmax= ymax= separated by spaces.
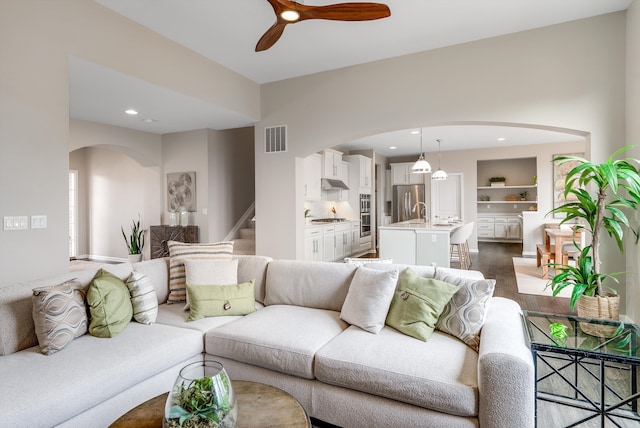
xmin=110 ymin=380 xmax=310 ymax=428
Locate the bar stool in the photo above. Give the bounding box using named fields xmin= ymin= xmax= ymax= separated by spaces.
xmin=450 ymin=222 xmax=475 ymax=270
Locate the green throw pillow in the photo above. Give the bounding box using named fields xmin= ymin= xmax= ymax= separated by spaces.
xmin=187 ymin=280 xmax=256 ymax=321
xmin=86 ymin=269 xmax=133 ymax=338
xmin=385 ymin=267 xmax=459 ymax=341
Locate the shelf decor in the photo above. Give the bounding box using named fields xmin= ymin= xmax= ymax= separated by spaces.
xmin=489 ymin=177 xmax=506 ymax=187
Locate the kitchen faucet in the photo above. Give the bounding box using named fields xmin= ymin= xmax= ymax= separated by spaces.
xmin=412 ymin=202 xmax=428 ymax=221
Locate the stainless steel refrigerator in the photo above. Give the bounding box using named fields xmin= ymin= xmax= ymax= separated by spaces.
xmin=392 ymin=184 xmax=426 ymax=223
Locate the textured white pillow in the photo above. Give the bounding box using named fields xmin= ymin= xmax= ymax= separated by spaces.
xmin=125 ymin=270 xmax=159 ymax=324
xmin=184 ymin=259 xmax=239 ymax=310
xmin=434 ymin=271 xmax=496 ymax=351
xmin=340 ymin=267 xmax=399 ymax=334
xmin=32 ymin=279 xmax=88 ymax=355
xmin=344 ymin=257 xmax=393 ymax=267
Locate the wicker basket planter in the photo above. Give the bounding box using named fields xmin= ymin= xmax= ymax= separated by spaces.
xmin=576 ymin=293 xmax=620 ymax=338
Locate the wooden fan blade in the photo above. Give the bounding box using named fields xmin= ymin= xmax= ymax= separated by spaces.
xmin=300 ymin=3 xmax=390 ymax=21
xmin=256 ymin=21 xmax=288 ymax=52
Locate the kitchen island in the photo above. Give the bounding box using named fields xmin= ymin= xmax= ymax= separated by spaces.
xmin=379 ymin=220 xmax=465 ymax=267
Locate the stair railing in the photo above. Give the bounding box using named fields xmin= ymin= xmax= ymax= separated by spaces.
xmin=224 ymin=201 xmax=255 ymax=242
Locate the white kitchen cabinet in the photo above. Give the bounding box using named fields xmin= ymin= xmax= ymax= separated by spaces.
xmin=379 ymin=229 xmax=415 ymax=265
xmin=304 ymin=226 xmax=323 ymax=261
xmin=322 ymin=149 xmax=343 ymax=179
xmin=385 ymin=169 xmax=392 ymax=202
xmin=477 ymin=217 xmax=495 ymax=239
xmin=337 ymin=161 xmax=349 ymax=201
xmin=494 ymin=217 xmax=508 ymax=239
xmin=351 ymin=222 xmax=360 ymax=256
xmin=391 ymin=162 xmax=424 ymax=185
xmin=322 ymin=225 xmax=336 ymax=261
xmin=507 ymin=217 xmax=522 ymax=239
xmin=303 ymin=154 xmax=322 ymax=200
xmin=335 ymin=223 xmax=351 ymax=260
xmin=344 ymin=154 xmax=372 ymax=193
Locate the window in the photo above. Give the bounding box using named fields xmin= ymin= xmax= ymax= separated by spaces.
xmin=69 ymin=170 xmax=78 ymax=259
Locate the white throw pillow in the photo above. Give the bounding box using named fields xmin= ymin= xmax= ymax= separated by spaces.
xmin=125 ymin=270 xmax=159 ymax=325
xmin=184 ymin=259 xmax=239 ymax=310
xmin=340 ymin=266 xmax=399 ymax=334
xmin=344 ymin=257 xmax=392 ymax=267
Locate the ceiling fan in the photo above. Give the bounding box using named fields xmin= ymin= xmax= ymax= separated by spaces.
xmin=256 ymin=0 xmax=391 ymax=52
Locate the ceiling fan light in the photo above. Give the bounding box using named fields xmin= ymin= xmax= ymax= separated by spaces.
xmin=281 ymin=10 xmax=300 ymax=21
xmin=412 ymin=155 xmax=432 ymax=174
xmin=432 ymin=169 xmax=448 ymax=180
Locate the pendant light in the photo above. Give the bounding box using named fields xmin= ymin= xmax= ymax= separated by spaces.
xmin=411 ymin=128 xmax=432 ymax=174
xmin=431 ymin=139 xmax=448 ymax=180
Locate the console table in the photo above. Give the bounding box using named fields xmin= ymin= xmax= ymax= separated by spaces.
xmin=522 ymin=311 xmax=639 ymax=427
xmin=149 ymin=225 xmax=198 ymax=259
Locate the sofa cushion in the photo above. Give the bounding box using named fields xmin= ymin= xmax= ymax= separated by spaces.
xmin=205 ymin=305 xmax=348 ymax=379
xmin=234 ymin=255 xmax=272 ymax=304
xmin=31 ymin=279 xmax=88 ymax=355
xmin=344 ymin=257 xmax=393 ymax=266
xmin=0 ymin=322 xmax=203 ymax=427
xmin=167 ymin=241 xmax=234 ymax=304
xmin=315 ymin=325 xmax=479 ymax=417
xmin=155 ymin=302 xmax=250 ymax=333
xmin=434 ymin=271 xmax=496 ymax=352
xmin=340 ymin=267 xmax=398 ymax=334
xmin=385 ymin=268 xmax=458 ymax=341
xmin=86 ymin=269 xmax=133 ymax=338
xmin=126 ymin=270 xmax=159 ymax=324
xmin=132 ymin=258 xmax=170 ymax=304
xmin=264 ymin=260 xmax=356 ymax=311
xmin=364 ymin=262 xmax=437 ymax=279
xmin=187 ymin=280 xmax=256 ymax=320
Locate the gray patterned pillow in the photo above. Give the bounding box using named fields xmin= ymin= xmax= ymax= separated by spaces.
xmin=434 ymin=272 xmax=496 ymax=351
xmin=32 ymin=279 xmax=88 ymax=355
xmin=126 ymin=270 xmax=158 ymax=324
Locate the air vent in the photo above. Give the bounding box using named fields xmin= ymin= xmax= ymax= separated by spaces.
xmin=265 ymin=125 xmax=287 ymax=153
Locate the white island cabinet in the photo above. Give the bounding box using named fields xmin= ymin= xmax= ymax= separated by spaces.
xmin=379 ymin=221 xmax=464 ymax=267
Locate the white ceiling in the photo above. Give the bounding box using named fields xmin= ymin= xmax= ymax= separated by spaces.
xmin=71 ymin=0 xmax=630 ymax=148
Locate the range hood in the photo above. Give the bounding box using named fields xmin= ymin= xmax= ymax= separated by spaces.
xmin=321 ymin=178 xmax=350 ymax=190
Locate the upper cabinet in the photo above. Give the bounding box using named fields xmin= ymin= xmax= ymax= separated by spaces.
xmin=303 ymin=154 xmax=322 ymax=200
xmin=344 ymin=154 xmax=372 ymax=193
xmin=337 ymin=160 xmax=349 ymax=201
xmin=391 ymin=162 xmax=424 ymax=185
xmin=322 ymin=149 xmax=343 ymax=179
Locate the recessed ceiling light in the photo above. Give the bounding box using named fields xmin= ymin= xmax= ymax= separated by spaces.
xmin=410 ymin=131 xmax=419 ymax=135
xmin=125 ymin=109 xmax=138 ymax=115
xmin=141 ymin=118 xmax=157 ymax=123
xmin=497 ymin=137 xmax=507 ymax=141
xmin=389 ymin=146 xmax=397 ymax=150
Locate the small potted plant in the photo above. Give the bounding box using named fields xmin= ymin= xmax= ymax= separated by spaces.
xmin=518 ymin=191 xmax=528 ymax=201
xmin=489 ymin=177 xmax=506 ymax=187
xmin=546 ymin=146 xmax=640 ymax=332
xmin=121 ymin=214 xmax=145 ymax=263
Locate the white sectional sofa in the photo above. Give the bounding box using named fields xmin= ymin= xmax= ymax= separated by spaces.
xmin=0 ymin=255 xmax=534 ymax=428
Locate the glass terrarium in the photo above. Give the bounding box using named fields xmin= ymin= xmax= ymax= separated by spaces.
xmin=164 ymin=360 xmax=237 ymax=428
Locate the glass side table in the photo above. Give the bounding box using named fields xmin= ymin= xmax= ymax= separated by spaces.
xmin=522 ymin=311 xmax=640 ymax=427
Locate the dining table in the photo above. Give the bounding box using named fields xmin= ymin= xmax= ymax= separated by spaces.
xmin=544 ymin=227 xmax=583 ymax=262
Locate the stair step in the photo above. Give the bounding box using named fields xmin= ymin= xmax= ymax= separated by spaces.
xmin=239 ymin=228 xmax=255 ymax=239
xmin=246 ymin=219 xmax=256 ymax=229
xmin=233 ymin=238 xmax=255 ymax=255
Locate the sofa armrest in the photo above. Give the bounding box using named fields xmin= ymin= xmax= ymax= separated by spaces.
xmin=478 ymin=297 xmax=534 ymax=428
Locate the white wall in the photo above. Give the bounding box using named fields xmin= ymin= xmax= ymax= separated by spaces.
xmin=0 ymin=0 xmax=259 ymax=287
xmin=162 ymin=130 xmax=210 ymax=241
xmin=626 ymin=2 xmax=640 ymax=323
xmin=255 ymin=13 xmax=627 ymax=305
xmin=84 ymin=147 xmax=161 ymax=260
xmin=207 ymin=127 xmax=255 ymax=242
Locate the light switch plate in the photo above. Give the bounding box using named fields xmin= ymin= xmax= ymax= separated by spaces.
xmin=31 ymin=215 xmax=47 ymax=229
xmin=3 ymin=217 xmax=12 ymax=230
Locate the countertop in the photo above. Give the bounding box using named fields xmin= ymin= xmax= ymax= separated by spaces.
xmin=379 ymin=220 xmax=464 ymax=232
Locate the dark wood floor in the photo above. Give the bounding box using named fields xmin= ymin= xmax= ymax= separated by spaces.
xmin=471 ymin=241 xmax=572 ymax=315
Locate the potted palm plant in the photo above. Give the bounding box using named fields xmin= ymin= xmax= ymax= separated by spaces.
xmin=547 ymin=146 xmax=640 ymax=328
xmin=121 ymin=215 xmax=145 ymax=263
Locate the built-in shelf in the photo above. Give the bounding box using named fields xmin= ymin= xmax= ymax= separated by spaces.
xmin=477 ymin=184 xmax=537 ymax=189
